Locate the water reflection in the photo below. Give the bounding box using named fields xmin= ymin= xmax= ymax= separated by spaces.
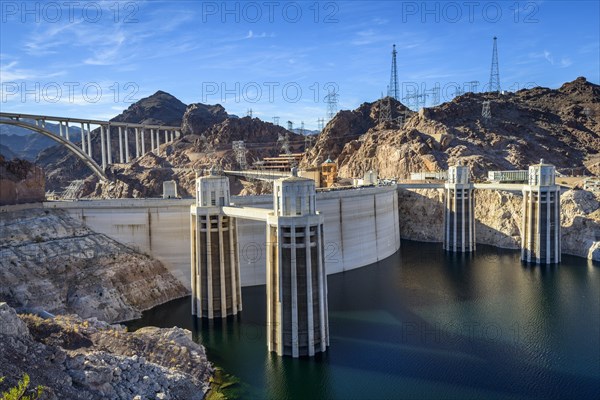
xmin=127 ymin=241 xmax=600 ymax=400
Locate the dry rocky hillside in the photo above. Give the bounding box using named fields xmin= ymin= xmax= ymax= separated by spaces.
xmin=302 ymin=97 xmax=414 ymax=166
xmin=0 ymin=302 xmax=212 ymax=399
xmin=0 ymin=208 xmax=188 ymax=323
xmin=37 ymin=91 xmax=303 ymax=198
xmin=31 ymin=77 xmax=599 ymax=197
xmin=306 ymin=77 xmax=600 ymax=179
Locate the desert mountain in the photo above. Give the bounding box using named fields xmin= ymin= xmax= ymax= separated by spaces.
xmin=303 ymin=97 xmax=413 ymax=166
xmin=85 ymin=114 xmax=304 ymax=199
xmin=35 ymin=91 xmax=188 ymax=192
xmin=21 ymin=77 xmax=600 ymax=197
xmin=304 ymin=77 xmax=600 ymax=180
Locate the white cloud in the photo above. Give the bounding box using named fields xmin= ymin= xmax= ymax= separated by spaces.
xmin=244 ymin=30 xmax=273 ymax=39
xmin=540 ymin=50 xmax=572 ymax=68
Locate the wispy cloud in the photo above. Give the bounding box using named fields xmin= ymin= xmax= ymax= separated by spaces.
xmin=22 ymin=6 xmax=197 ymax=68
xmin=245 ymin=30 xmax=274 ymax=39
xmin=0 ymin=59 xmax=66 ymax=81
xmin=527 ymin=50 xmax=573 ymax=69
xmin=542 ymin=50 xmax=572 ymax=68
xmin=351 ymin=29 xmax=387 ymax=46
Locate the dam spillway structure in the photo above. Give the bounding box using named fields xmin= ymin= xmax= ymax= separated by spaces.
xmin=521 ymin=160 xmax=561 ymax=264
xmin=444 ymin=165 xmax=476 ymax=252
xmin=266 ymin=169 xmax=329 ymax=357
xmin=190 ymin=171 xmax=242 ymax=318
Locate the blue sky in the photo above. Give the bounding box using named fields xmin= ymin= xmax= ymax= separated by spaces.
xmin=1 ymin=0 xmax=598 ymax=129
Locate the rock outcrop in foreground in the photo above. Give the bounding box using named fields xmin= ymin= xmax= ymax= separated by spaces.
xmin=0 ymin=208 xmax=189 ymax=323
xmin=0 ymin=302 xmax=212 ymax=400
xmin=397 ymin=188 xmax=600 ymax=261
xmin=0 ymin=156 xmax=45 ymax=206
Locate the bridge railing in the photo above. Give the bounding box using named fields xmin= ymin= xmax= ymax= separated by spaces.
xmin=0 ymin=112 xmax=182 ymax=179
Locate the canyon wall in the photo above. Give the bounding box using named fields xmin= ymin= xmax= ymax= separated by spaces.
xmin=396 ymin=188 xmax=600 ymax=261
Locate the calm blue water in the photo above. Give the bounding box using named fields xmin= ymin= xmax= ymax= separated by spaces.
xmin=128 ymin=241 xmax=600 ymax=399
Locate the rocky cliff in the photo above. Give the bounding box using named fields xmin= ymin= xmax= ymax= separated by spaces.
xmin=0 ymin=208 xmax=188 ymax=322
xmin=307 ymin=77 xmax=600 ymax=179
xmin=302 ymin=97 xmax=413 ymax=167
xmin=0 ymin=156 xmax=45 ymax=205
xmin=36 ymin=91 xmax=189 ymax=192
xmin=35 ymin=90 xmax=302 ymax=198
xmin=82 ymin=115 xmax=303 ymax=199
xmin=0 ymin=302 xmax=212 ymax=400
xmin=396 ymin=188 xmax=600 ymax=261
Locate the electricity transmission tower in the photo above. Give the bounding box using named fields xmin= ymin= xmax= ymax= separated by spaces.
xmin=305 ymin=135 xmax=315 ymax=150
xmin=317 ymin=118 xmax=325 ymax=131
xmin=247 ymin=108 xmax=253 ymax=117
xmin=489 ymin=37 xmax=501 ymax=93
xmin=403 ymin=91 xmax=427 ymax=111
xmin=278 ymin=133 xmax=291 ymax=155
xmin=232 ymin=140 xmax=248 ymax=170
xmin=325 ymin=89 xmax=339 ymax=120
xmin=388 ymin=44 xmax=399 ymax=100
xmin=482 ymin=100 xmax=491 ymax=121
xmin=273 ymin=116 xmax=280 ymax=126
xmin=287 ymin=121 xmax=293 ymax=131
xmin=427 ymin=86 xmax=441 ymax=106
xmin=61 ymin=180 xmax=84 ymax=200
xmin=465 ymin=81 xmax=480 ymax=93
xmin=403 ymin=91 xmax=417 ymax=111
xmin=379 ymin=93 xmax=392 ymax=124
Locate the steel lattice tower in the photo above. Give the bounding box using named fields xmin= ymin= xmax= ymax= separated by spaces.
xmin=379 ymin=93 xmax=392 ymax=124
xmin=317 ymin=118 xmax=325 ymax=131
xmin=482 ymin=100 xmax=491 ymax=121
xmin=489 ymin=37 xmax=500 ymax=93
xmin=388 ymin=44 xmax=399 ymax=100
xmin=232 ymin=140 xmax=247 ymax=170
xmin=325 ymin=89 xmax=339 ymax=120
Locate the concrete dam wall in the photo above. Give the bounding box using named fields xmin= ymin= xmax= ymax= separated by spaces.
xmin=44 ymin=186 xmax=400 ymax=288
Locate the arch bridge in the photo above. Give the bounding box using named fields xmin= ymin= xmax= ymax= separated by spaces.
xmin=0 ymin=112 xmax=182 ymax=180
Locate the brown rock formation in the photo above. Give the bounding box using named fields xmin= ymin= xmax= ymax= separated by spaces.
xmin=303 ymin=97 xmax=413 ymax=167
xmin=307 ymin=77 xmax=600 ymax=180
xmin=0 ymin=156 xmax=45 ymax=205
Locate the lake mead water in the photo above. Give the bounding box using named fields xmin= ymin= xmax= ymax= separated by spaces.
xmin=128 ymin=241 xmax=600 ymax=399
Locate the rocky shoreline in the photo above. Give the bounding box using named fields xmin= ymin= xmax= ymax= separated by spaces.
xmin=0 ymin=208 xmax=189 ymax=323
xmin=0 ymin=208 xmax=215 ymax=399
xmin=0 ymin=302 xmax=212 ymax=399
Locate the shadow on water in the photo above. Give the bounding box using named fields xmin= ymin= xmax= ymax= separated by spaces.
xmin=127 ymin=240 xmax=600 ymax=400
